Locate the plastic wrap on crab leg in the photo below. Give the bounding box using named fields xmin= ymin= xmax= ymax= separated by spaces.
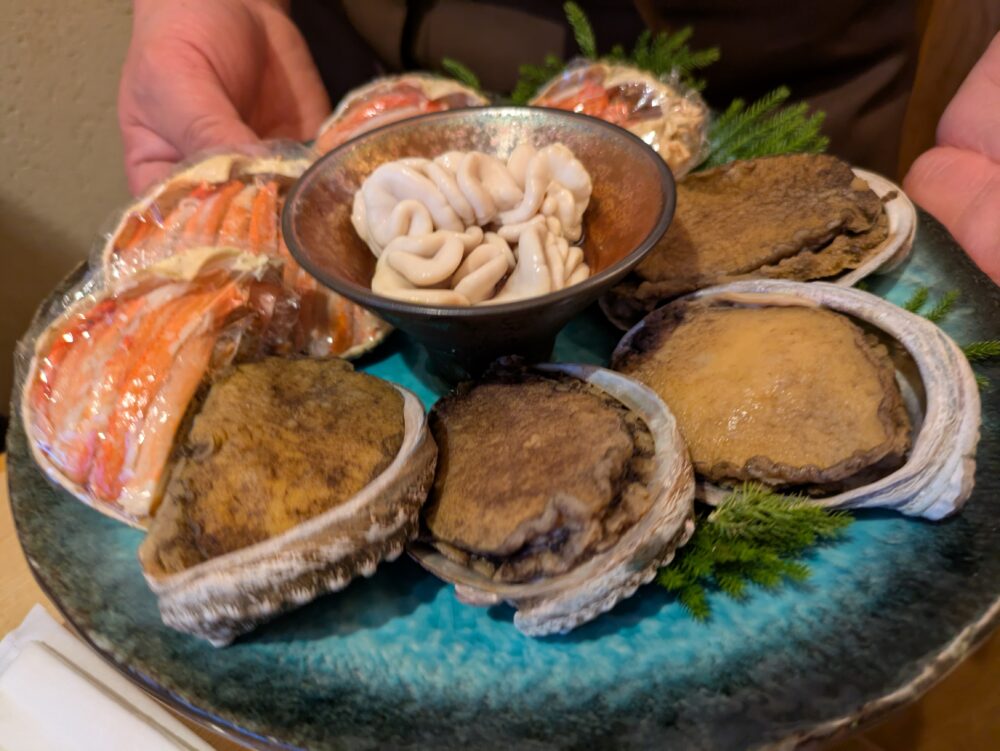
xmin=98 ymin=148 xmax=391 ymax=359
xmin=101 ymin=149 xmax=312 ymax=282
xmin=314 ymin=74 xmax=489 ymax=154
xmin=530 ymin=61 xmax=709 ymax=177
xmin=22 ymin=248 xmax=297 ymax=527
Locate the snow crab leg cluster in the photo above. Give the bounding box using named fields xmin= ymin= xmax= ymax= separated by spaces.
xmin=25 ymin=249 xmax=297 ymax=525
xmin=102 ymin=151 xmax=389 ymax=358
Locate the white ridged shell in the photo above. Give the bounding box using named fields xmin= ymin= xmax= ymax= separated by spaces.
xmin=836 ymin=169 xmax=917 ymax=286
xmin=409 ymin=363 xmax=695 ymax=637
xmin=613 ymin=279 xmax=981 ymax=520
xmin=138 ymin=385 xmax=437 ymax=646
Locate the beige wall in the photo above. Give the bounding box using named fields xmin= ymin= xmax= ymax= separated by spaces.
xmin=0 ymin=1 xmax=132 ymax=412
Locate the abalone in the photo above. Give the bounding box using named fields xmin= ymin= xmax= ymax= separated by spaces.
xmin=410 ymin=362 xmax=694 ymax=636
xmin=602 ymin=154 xmax=915 ymax=328
xmin=612 ymin=300 xmax=911 ymax=493
xmin=139 ymin=357 xmax=437 ymax=645
xmin=612 ymin=280 xmax=981 ymax=519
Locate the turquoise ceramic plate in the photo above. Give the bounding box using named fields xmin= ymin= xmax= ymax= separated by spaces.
xmin=7 ymin=211 xmax=1000 ymax=750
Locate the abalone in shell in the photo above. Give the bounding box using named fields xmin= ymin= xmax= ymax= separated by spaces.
xmin=139 ymin=356 xmax=437 ymax=645
xmin=612 ymin=299 xmax=911 ymax=494
xmin=422 ymin=367 xmax=658 ymax=582
xmin=603 ymin=154 xmax=891 ymax=327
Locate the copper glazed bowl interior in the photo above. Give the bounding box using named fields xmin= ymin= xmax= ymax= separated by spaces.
xmin=283 ymin=106 xmax=675 ymax=380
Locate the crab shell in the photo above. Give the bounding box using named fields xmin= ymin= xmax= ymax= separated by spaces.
xmin=529 ymin=61 xmax=710 ymax=178
xmin=138 ymin=383 xmax=438 ymax=646
xmin=23 ymin=293 xmax=155 ymax=529
xmin=599 ymin=168 xmax=918 ymax=332
xmin=21 ymin=250 xmax=278 ymax=529
xmin=315 ymin=74 xmax=490 ymax=152
xmin=409 ymin=363 xmax=696 ymax=637
xmin=99 ymin=151 xmax=312 ymax=278
xmin=100 ymin=150 xmax=391 ymax=361
xmin=612 ymin=280 xmax=981 ymax=520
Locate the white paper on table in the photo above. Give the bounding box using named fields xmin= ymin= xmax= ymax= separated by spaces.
xmin=0 ymin=605 xmax=213 ymax=751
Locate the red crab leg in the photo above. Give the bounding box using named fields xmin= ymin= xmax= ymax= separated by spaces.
xmin=41 ymin=295 xmax=153 ymax=484
xmin=247 ymin=180 xmax=279 ymax=257
xmin=218 ymin=184 xmax=259 ymax=247
xmin=181 ymin=180 xmax=246 ymax=246
xmin=27 ymin=299 xmax=118 ymax=453
xmin=88 ymin=281 xmax=247 ymax=502
xmin=119 ymin=330 xmax=217 ymax=515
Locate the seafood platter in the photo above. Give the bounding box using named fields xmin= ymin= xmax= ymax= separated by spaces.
xmin=7 ymin=64 xmax=1000 ymax=751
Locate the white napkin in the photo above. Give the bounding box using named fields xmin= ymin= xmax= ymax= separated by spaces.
xmin=0 ymin=606 xmax=213 ymax=751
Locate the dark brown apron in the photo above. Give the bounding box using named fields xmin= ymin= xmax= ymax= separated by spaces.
xmin=291 ymin=0 xmax=918 ymax=174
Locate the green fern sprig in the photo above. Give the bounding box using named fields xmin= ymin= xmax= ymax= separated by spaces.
xmin=657 ymin=483 xmax=852 ymax=620
xmin=903 ymin=285 xmax=930 ymax=313
xmin=900 ymin=285 xmax=958 ymax=323
xmin=564 ymin=2 xmax=597 ymax=59
xmin=511 ymin=4 xmax=719 ymax=104
xmin=708 ymin=88 xmax=791 ymax=148
xmin=703 ymin=87 xmax=828 ymax=169
xmin=609 ymin=26 xmax=720 ymax=88
xmin=963 ymin=340 xmax=1000 ymax=390
xmin=900 ymin=288 xmax=994 ymax=389
xmin=924 ymin=290 xmax=960 ymax=323
xmin=962 ymin=340 xmax=1000 ymax=362
xmin=440 ymin=58 xmax=481 ymax=92
xmin=645 ymin=27 xmax=719 ymax=85
xmin=511 ymin=53 xmax=566 ymax=105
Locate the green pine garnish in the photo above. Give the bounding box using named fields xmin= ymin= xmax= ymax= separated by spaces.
xmin=702 ymin=87 xmax=829 ymax=169
xmin=564 ymin=2 xmax=597 ymax=60
xmin=899 ymin=286 xmax=958 ymax=324
xmin=902 ymin=285 xmax=930 ymax=313
xmin=441 ymin=58 xmax=481 ymax=91
xmin=609 ymin=27 xmax=719 ymax=89
xmin=657 ymin=483 xmax=852 ymax=620
xmin=901 ymin=290 xmax=992 ymax=388
xmin=962 ymin=340 xmax=1000 ymax=362
xmin=923 ymin=290 xmax=960 ymax=323
xmin=511 ymin=53 xmax=566 ymax=105
xmin=962 ymin=340 xmax=1000 ymax=389
xmin=511 ymin=4 xmax=719 ymax=104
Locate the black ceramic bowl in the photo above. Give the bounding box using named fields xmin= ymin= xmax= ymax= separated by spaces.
xmin=283 ymin=106 xmax=675 ymax=380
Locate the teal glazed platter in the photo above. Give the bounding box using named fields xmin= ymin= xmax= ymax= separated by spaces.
xmin=7 ymin=210 xmax=1000 ymax=750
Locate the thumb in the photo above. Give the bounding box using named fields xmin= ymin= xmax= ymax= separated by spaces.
xmin=175 ymin=110 xmax=260 ymax=156
xmin=127 ymin=37 xmax=262 ymax=157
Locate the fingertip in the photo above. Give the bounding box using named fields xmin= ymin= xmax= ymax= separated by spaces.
xmin=128 ymin=161 xmax=173 ymax=196
xmin=179 ymin=113 xmax=261 ymax=157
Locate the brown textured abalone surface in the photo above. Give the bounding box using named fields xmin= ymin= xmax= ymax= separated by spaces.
xmin=143 ymin=357 xmax=404 ymax=575
xmin=613 ymin=301 xmax=911 ymax=492
xmin=423 ymin=370 xmax=655 ymax=582
xmin=604 ymin=154 xmax=888 ymax=326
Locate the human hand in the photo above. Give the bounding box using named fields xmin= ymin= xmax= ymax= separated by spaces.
xmin=904 ymin=33 xmax=1000 ymax=283
xmin=119 ymin=0 xmax=331 ymax=194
